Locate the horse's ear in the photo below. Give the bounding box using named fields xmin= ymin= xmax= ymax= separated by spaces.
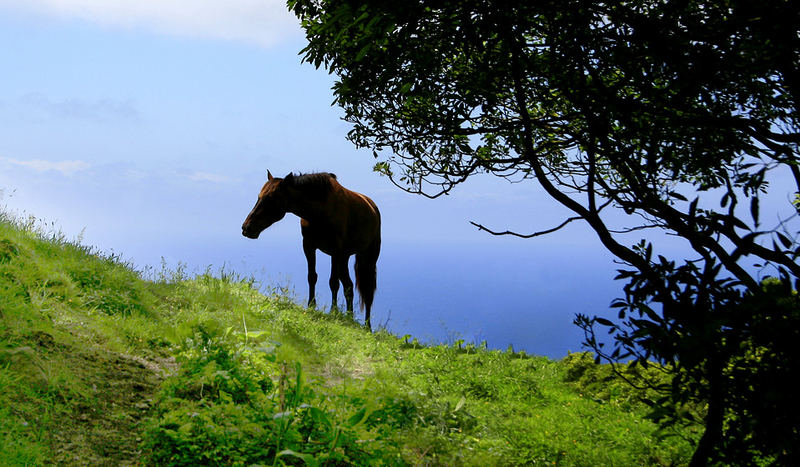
xmin=284 ymin=172 xmax=294 ymax=184
xmin=267 ymin=170 xmax=273 ymax=181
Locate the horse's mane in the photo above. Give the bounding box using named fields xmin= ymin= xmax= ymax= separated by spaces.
xmin=284 ymin=172 xmax=337 ymax=198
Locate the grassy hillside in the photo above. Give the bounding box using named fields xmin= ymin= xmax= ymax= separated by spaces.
xmin=0 ymin=212 xmax=699 ymax=465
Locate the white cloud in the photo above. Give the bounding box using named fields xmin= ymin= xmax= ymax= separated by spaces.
xmin=0 ymin=0 xmax=301 ymax=48
xmin=186 ymin=171 xmax=235 ymax=183
xmin=20 ymin=93 xmax=141 ymax=122
xmin=4 ymin=157 xmax=91 ymax=176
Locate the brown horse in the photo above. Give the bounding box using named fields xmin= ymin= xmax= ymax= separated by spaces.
xmin=241 ymin=171 xmax=381 ymax=329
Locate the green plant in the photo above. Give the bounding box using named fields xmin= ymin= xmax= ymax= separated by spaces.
xmin=142 ymin=319 xmax=394 ymax=466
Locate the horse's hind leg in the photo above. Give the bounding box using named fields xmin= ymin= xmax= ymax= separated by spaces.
xmin=303 ymin=239 xmax=317 ymax=308
xmin=338 ymin=256 xmax=354 ymax=313
xmin=328 ymin=256 xmax=340 ymax=311
xmin=355 ymin=240 xmax=379 ymax=331
xmin=329 ymin=255 xmax=354 ymax=314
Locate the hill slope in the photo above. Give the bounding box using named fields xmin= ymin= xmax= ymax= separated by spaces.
xmin=0 ymin=213 xmax=697 ymax=465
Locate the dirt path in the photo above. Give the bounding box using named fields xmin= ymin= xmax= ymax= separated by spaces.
xmin=46 ymin=347 xmax=175 ymax=466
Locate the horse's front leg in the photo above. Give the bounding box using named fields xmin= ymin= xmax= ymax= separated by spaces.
xmin=303 ymin=239 xmax=317 ymax=308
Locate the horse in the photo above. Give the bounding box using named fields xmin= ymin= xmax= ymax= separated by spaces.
xmin=241 ymin=171 xmax=381 ymax=330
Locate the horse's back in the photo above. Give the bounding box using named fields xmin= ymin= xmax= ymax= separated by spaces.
xmin=350 ymin=189 xmax=380 ymax=228
xmin=341 ymin=185 xmax=381 ymax=249
xmin=300 ymin=180 xmax=380 ymax=256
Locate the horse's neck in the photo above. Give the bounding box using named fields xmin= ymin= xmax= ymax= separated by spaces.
xmin=285 ymin=179 xmax=340 ymax=222
xmin=286 ymin=195 xmax=329 ymax=223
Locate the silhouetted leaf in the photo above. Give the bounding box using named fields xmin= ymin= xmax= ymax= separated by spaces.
xmin=595 ymin=317 xmax=614 ymax=326
xmin=777 ymin=232 xmax=793 ymax=249
xmin=671 ymin=191 xmax=688 ymax=201
xmin=750 ymin=197 xmax=759 ymax=226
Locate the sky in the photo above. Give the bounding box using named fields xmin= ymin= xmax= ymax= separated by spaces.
xmin=0 ymin=0 xmax=641 ymax=358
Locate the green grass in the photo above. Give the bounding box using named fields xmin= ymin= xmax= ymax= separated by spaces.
xmin=0 ymin=211 xmax=699 ymax=465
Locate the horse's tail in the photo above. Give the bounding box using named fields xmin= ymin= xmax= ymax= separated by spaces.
xmin=355 ymin=236 xmax=380 ymax=319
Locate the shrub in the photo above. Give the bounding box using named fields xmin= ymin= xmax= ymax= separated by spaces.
xmin=142 ymin=320 xmax=398 ymax=466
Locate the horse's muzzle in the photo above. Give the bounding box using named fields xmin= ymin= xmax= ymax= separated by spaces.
xmin=242 ymin=225 xmax=260 ymax=239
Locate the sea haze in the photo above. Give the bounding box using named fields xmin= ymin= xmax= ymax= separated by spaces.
xmin=122 ymin=230 xmax=620 ymax=359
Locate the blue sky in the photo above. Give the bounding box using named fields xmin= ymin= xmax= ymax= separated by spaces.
xmin=0 ymin=1 xmax=638 ymax=357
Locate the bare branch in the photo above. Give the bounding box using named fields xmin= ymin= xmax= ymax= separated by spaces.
xmin=608 ymin=224 xmax=665 ymax=234
xmin=470 ymin=216 xmax=582 ymax=238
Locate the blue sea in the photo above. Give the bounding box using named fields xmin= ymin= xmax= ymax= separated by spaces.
xmin=121 ymin=232 xmax=620 ymax=360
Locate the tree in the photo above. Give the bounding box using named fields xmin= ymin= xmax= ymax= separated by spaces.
xmin=288 ymin=0 xmax=800 ymax=464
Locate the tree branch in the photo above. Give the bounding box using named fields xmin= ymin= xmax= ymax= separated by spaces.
xmin=470 ymin=216 xmax=582 ymax=238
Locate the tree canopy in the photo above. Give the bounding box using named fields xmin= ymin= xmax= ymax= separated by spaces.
xmin=289 ymin=0 xmax=800 ymax=464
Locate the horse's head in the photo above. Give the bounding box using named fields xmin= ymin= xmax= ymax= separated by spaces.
xmin=242 ymin=171 xmax=289 ymax=239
